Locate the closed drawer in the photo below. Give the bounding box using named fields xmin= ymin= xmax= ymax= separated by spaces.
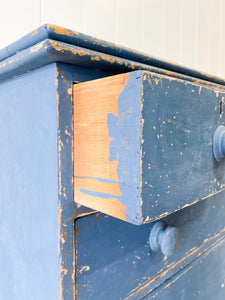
xmin=75 ymin=191 xmax=225 ymax=300
xmin=147 ymin=237 xmax=225 ymax=300
xmin=73 ymin=70 xmax=225 ymax=224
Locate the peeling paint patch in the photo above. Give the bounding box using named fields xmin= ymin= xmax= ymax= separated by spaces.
xmin=29 ymin=41 xmax=47 ymax=53
xmin=78 ymin=266 xmax=90 ymax=274
xmin=73 ymin=73 xmax=131 ymax=221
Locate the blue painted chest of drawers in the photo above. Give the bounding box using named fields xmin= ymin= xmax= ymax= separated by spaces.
xmin=1 ymin=24 xmax=225 ymax=299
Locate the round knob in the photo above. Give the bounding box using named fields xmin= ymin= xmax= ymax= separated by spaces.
xmin=213 ymin=125 xmax=225 ymax=162
xmin=149 ymin=222 xmax=180 ymax=257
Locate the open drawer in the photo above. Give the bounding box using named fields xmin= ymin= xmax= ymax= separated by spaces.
xmin=73 ymin=70 xmax=225 ymax=225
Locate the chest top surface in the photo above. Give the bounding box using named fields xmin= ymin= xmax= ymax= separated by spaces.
xmin=0 ymin=24 xmax=225 ymax=87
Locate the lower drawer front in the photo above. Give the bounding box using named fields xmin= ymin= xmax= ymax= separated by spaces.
xmin=147 ymin=237 xmax=225 ymax=300
xmin=75 ymin=191 xmax=225 ymax=299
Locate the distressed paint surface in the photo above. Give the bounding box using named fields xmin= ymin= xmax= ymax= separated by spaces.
xmin=56 ymin=63 xmax=112 ymax=299
xmin=147 ymin=238 xmax=225 ymax=299
xmin=0 ymin=59 xmax=111 ymax=299
xmin=0 ymin=38 xmax=200 ymax=85
xmin=75 ymin=190 xmax=225 ymax=299
xmin=73 ymin=70 xmax=225 ymax=224
xmin=56 ymin=63 xmax=77 ymax=300
xmin=1 ymin=32 xmax=225 ymax=94
xmin=141 ymin=71 xmax=225 ymax=222
xmin=1 ymin=24 xmax=225 ymax=87
xmin=1 ymin=24 xmax=225 ymax=300
xmin=74 ymin=72 xmax=141 ymax=223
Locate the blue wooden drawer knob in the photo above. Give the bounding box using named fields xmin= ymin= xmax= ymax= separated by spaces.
xmin=213 ymin=125 xmax=225 ymax=161
xmin=149 ymin=222 xmax=180 ymax=257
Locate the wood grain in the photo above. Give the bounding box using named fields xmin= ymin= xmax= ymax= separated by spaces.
xmin=73 ymin=73 xmax=129 ymax=220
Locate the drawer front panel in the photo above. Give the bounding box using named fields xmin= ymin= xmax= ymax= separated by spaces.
xmin=141 ymin=72 xmax=225 ymax=223
xmin=147 ymin=237 xmax=225 ymax=300
xmin=74 ymin=70 xmax=225 ymax=224
xmin=75 ymin=191 xmax=225 ymax=299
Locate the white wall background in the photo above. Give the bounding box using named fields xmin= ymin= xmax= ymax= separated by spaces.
xmin=1 ymin=0 xmax=225 ymax=78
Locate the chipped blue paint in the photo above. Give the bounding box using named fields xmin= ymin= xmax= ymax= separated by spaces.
xmin=0 ymin=57 xmax=112 ymax=299
xmin=75 ymin=191 xmax=225 ymax=299
xmin=148 ymin=238 xmax=225 ymax=300
xmin=76 ymin=71 xmax=142 ymax=224
xmin=0 ymin=25 xmax=49 ymax=62
xmin=1 ymin=24 xmax=225 ymax=299
xmin=1 ymin=35 xmax=225 ymax=93
xmin=141 ymin=71 xmax=225 ymax=222
xmin=80 ymin=70 xmax=225 ymax=225
xmin=1 ymin=24 xmax=225 ymax=87
xmin=107 ymin=72 xmax=141 ymax=224
xmin=56 ymin=63 xmax=77 ymax=299
xmin=56 ymin=63 xmax=111 ymax=299
xmin=0 ymin=39 xmax=149 ymax=82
